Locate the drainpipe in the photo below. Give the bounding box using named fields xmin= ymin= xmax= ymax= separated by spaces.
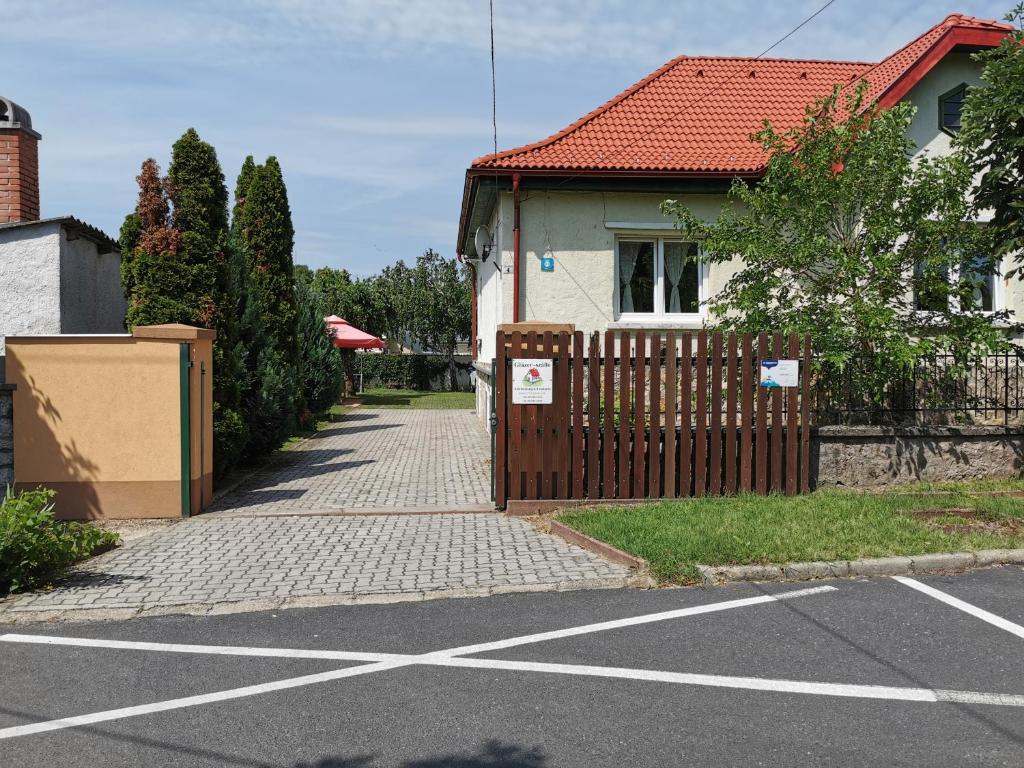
xmin=512 ymin=173 xmax=521 ymax=323
xmin=457 ymin=248 xmax=478 ymax=362
xmin=468 ymin=262 xmax=478 ymax=361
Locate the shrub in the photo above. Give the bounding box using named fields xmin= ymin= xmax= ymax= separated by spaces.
xmin=0 ymin=488 xmax=120 ymax=595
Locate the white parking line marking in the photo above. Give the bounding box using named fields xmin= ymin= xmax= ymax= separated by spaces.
xmin=0 ymin=634 xmax=403 ymax=663
xmin=0 ymin=583 xmax=911 ymax=741
xmin=431 ymin=657 xmax=1024 ymax=708
xmin=0 ymin=660 xmax=408 ymax=740
xmin=430 ymin=585 xmax=837 ymax=658
xmin=893 ymin=576 xmax=1024 ymax=640
xmin=0 ymin=585 xmax=837 ymax=665
xmin=6 ymin=639 xmax=1024 ymax=742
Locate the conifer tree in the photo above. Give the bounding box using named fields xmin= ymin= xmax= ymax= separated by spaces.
xmin=240 ymin=157 xmax=298 ymax=358
xmin=119 ymin=130 xmax=247 ymax=477
xmin=233 ymin=156 xmax=302 ymax=454
xmin=296 ymin=279 xmax=344 ymax=414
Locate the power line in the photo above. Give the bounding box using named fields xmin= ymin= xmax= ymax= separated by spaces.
xmin=531 ymin=0 xmax=838 ymax=188
xmin=489 ymin=0 xmax=498 ymax=161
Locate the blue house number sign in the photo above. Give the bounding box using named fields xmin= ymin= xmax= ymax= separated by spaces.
xmin=540 ymin=257 xmax=555 ymax=272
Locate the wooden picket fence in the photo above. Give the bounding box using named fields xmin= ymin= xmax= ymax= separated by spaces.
xmin=494 ymin=329 xmax=813 ymax=507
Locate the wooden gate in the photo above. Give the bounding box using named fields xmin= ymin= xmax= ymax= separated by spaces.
xmin=494 ymin=329 xmax=813 ymax=508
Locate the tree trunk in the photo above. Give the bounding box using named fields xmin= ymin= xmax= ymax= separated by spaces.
xmin=447 ymin=349 xmax=458 ymax=392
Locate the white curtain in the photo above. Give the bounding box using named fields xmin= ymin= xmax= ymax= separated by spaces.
xmin=664 ymin=245 xmax=686 ymax=313
xmin=619 ymin=248 xmax=638 ymax=313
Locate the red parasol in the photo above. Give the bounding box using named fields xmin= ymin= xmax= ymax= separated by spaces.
xmin=324 ymin=315 xmax=385 ymax=350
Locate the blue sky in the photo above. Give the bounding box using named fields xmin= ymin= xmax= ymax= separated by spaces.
xmin=6 ymin=0 xmax=1010 ymax=275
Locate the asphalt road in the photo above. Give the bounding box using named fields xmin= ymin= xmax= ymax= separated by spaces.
xmin=2 ymin=566 xmax=1024 ymax=767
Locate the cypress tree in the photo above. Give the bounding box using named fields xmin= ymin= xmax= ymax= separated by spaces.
xmin=233 ymin=155 xmax=302 ymax=455
xmin=240 ymin=157 xmax=298 ymax=358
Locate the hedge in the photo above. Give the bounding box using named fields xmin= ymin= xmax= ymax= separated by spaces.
xmin=357 ymin=354 xmax=453 ymax=391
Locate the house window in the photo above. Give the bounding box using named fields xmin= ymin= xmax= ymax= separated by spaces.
xmin=616 ymin=238 xmax=702 ymax=319
xmin=914 ymin=254 xmax=998 ymax=314
xmin=959 ymin=255 xmax=996 ymax=312
xmin=913 ymin=260 xmax=950 ymax=313
xmin=939 ymin=83 xmax=967 ymax=136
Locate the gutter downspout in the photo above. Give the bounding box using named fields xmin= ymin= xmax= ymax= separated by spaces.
xmin=512 ymin=173 xmax=521 ymax=323
xmin=459 ymin=251 xmax=479 ymax=362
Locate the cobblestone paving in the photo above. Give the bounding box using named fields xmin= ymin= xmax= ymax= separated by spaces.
xmin=211 ymin=408 xmax=491 ymax=513
xmin=4 ymin=515 xmax=632 ymax=614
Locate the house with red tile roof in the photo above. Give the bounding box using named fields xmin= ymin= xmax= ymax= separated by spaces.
xmin=457 ymin=13 xmax=1018 ymax=427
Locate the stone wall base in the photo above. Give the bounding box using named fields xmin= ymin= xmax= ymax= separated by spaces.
xmin=0 ymin=384 xmax=13 ymax=488
xmin=813 ymin=425 xmax=1024 ymax=488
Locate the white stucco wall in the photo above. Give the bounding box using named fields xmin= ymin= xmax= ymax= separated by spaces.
xmin=904 ymin=52 xmax=1022 ymax=324
xmin=0 ymin=223 xmax=62 ymax=356
xmin=59 ymin=228 xmax=127 ymax=334
xmin=905 ymin=53 xmax=980 ymax=160
xmin=490 ymin=189 xmax=736 ymax=339
xmin=0 ymin=221 xmax=126 ymax=383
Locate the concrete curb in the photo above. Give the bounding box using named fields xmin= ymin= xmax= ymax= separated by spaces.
xmin=698 ymin=548 xmax=1024 ymax=585
xmin=0 ymin=576 xmax=646 ymax=625
xmin=547 ymin=520 xmax=652 ymax=573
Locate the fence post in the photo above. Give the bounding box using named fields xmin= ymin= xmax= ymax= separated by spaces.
xmin=618 ymin=332 xmax=631 ymax=498
xmin=1005 ymin=348 xmax=1011 ymax=427
xmin=633 ymin=331 xmax=647 ymax=499
xmin=801 ymin=334 xmax=812 ymax=493
xmin=494 ymin=333 xmax=507 ymax=508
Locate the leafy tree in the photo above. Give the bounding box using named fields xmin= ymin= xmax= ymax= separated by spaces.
xmin=119 ymin=131 xmax=246 ymax=477
xmin=295 ymin=280 xmax=344 ymax=413
xmin=958 ymin=4 xmax=1024 ymax=274
xmin=293 ymin=263 xmax=313 ymax=290
xmin=663 ymin=82 xmax=1006 ymax=403
xmin=409 ymin=250 xmax=472 ymax=390
xmin=309 ymin=266 xmax=352 ymax=320
xmin=376 ymin=260 xmax=414 ymax=344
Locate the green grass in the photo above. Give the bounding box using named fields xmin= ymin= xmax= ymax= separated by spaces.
xmin=352 ymin=388 xmax=475 ymax=409
xmin=558 ymin=489 xmax=1024 ymax=585
xmin=882 ymin=477 xmax=1024 ymax=494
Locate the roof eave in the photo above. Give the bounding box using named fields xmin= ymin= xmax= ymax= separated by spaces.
xmin=455 ymin=166 xmax=763 ymax=255
xmin=0 ymin=215 xmax=119 ymax=254
xmin=876 ymin=26 xmax=1010 ymax=110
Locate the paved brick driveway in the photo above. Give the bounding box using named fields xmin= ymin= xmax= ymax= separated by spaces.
xmin=0 ymin=407 xmax=637 ymax=622
xmin=211 ymin=408 xmax=492 ymax=514
xmin=1 ymin=515 xmax=634 ymax=620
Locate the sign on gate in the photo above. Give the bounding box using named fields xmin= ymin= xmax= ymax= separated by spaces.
xmin=759 ymin=359 xmax=799 ymax=388
xmin=511 ymin=359 xmax=553 ymax=404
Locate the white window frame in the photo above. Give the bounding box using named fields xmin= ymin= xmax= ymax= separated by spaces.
xmin=913 ymin=256 xmax=1003 ymax=320
xmin=613 ymin=236 xmax=708 ymax=324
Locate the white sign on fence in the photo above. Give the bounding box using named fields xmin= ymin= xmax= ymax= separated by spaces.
xmin=759 ymin=359 xmax=799 ymax=388
xmin=511 ymin=359 xmax=554 ymax=404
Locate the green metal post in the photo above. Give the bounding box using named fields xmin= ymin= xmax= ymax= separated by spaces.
xmin=179 ymin=343 xmax=192 ymax=518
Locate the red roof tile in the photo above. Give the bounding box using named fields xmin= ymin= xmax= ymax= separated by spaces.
xmin=472 ymin=14 xmax=1012 ymax=175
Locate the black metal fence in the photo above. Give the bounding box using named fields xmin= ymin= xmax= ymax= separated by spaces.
xmin=813 ymin=352 xmax=1024 ymax=425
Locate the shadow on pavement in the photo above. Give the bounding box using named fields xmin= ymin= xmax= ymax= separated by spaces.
xmin=296 ymin=740 xmax=546 ymax=768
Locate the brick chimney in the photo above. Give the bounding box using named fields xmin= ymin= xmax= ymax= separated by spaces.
xmin=0 ymin=96 xmax=41 ymax=224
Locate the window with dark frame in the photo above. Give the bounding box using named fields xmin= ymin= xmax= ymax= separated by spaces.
xmin=939 ymin=83 xmax=967 ymax=135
